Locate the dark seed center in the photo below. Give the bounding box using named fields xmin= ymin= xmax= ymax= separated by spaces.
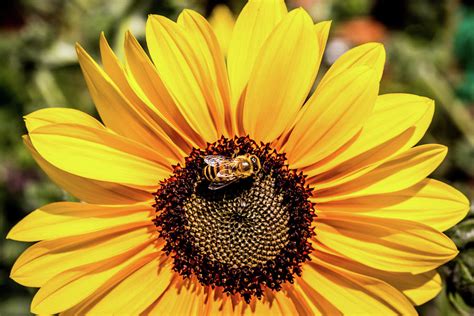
xmin=153 ymin=136 xmax=315 ymax=302
xmin=183 ymin=174 xmax=289 ymax=268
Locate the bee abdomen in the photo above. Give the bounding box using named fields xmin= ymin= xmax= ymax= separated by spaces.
xmin=204 ymin=165 xmax=219 ymax=181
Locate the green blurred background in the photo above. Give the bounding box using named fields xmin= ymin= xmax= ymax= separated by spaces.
xmin=0 ymin=0 xmax=472 ymax=315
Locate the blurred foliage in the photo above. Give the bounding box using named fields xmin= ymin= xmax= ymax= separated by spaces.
xmin=0 ymin=0 xmax=472 ymax=315
xmin=454 ymin=5 xmax=474 ymax=102
xmin=442 ymin=209 xmax=474 ymax=314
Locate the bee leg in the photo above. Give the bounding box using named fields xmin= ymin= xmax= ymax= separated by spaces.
xmin=231 ymin=148 xmax=239 ymax=158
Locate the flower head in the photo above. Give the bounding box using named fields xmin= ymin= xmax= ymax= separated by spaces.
xmin=8 ymin=0 xmax=469 ymax=314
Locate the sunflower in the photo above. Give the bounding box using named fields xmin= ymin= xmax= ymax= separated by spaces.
xmin=8 ymin=0 xmax=469 ymax=315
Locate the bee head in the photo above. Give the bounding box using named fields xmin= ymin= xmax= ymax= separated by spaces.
xmin=249 ymin=155 xmax=261 ymax=173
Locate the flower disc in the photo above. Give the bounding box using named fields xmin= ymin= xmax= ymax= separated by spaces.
xmin=154 ymin=137 xmax=315 ymax=301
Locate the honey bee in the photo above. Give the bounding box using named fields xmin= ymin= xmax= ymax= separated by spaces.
xmin=203 ymin=154 xmax=261 ymax=190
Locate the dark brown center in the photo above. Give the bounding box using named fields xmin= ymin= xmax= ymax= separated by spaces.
xmin=154 ymin=136 xmax=315 ymax=302
xmin=184 ymin=173 xmax=289 ymax=268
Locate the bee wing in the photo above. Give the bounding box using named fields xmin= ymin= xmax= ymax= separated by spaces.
xmin=216 ymin=166 xmax=239 ymax=178
xmin=204 ymin=155 xmax=231 ymax=166
xmin=208 ymin=177 xmax=239 ymax=190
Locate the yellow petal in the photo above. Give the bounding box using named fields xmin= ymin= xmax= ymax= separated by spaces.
xmin=316 ymin=179 xmax=469 ymax=232
xmin=11 ymin=225 xmax=154 ymax=287
xmin=25 ymin=107 xmax=172 ymax=178
xmin=99 ymin=33 xmax=132 ymax=98
xmin=209 ymin=5 xmax=235 ymax=56
xmin=313 ymin=21 xmax=331 ymax=68
xmin=24 ymin=109 xmax=167 ymax=192
xmin=30 ymin=246 xmax=159 ymax=314
xmin=123 ymin=31 xmax=204 ymax=150
xmin=319 ymin=42 xmax=386 ymax=86
xmin=304 ymin=93 xmax=434 ymax=177
xmin=76 ymin=44 xmax=174 ymax=151
xmin=282 ymin=283 xmax=325 ymax=316
xmin=242 ymin=8 xmax=319 ymax=143
xmin=73 ymin=257 xmax=173 ymax=314
xmin=23 ymin=135 xmax=151 ymax=204
xmin=29 ymin=123 xmax=171 ymax=186
xmin=315 ymin=212 xmax=458 ymax=273
xmin=315 ymin=144 xmax=447 ymax=202
xmin=374 ymin=93 xmax=435 ymax=148
xmin=227 ymin=0 xmax=287 ymax=114
xmin=201 ymin=287 xmax=231 ymax=316
xmin=300 ymin=259 xmax=417 ymax=315
xmin=312 ymin=244 xmax=443 ymax=305
xmin=7 ymin=202 xmax=153 ymax=242
xmin=148 ymin=281 xmax=292 ymax=316
xmin=24 ymin=108 xmax=105 ymax=132
xmin=274 ymin=20 xmax=331 ymax=145
xmin=286 ymin=66 xmax=379 ymax=168
xmin=294 ymin=278 xmax=341 ymax=315
xmin=240 ymin=290 xmax=291 ymax=316
xmin=178 ymin=9 xmax=232 ymax=136
xmin=146 ymin=15 xmax=218 ymax=142
xmin=99 ymin=33 xmax=188 ymax=161
xmin=148 ymin=276 xmax=201 ymax=315
xmin=280 ymin=42 xmax=385 ymax=149
xmin=403 ymin=272 xmax=442 ymax=306
xmin=307 ymin=128 xmax=414 ymax=190
xmin=272 ymin=290 xmax=300 ymax=316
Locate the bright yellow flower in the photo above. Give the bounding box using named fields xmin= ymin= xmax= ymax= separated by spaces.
xmin=8 ymin=0 xmax=469 ymax=314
